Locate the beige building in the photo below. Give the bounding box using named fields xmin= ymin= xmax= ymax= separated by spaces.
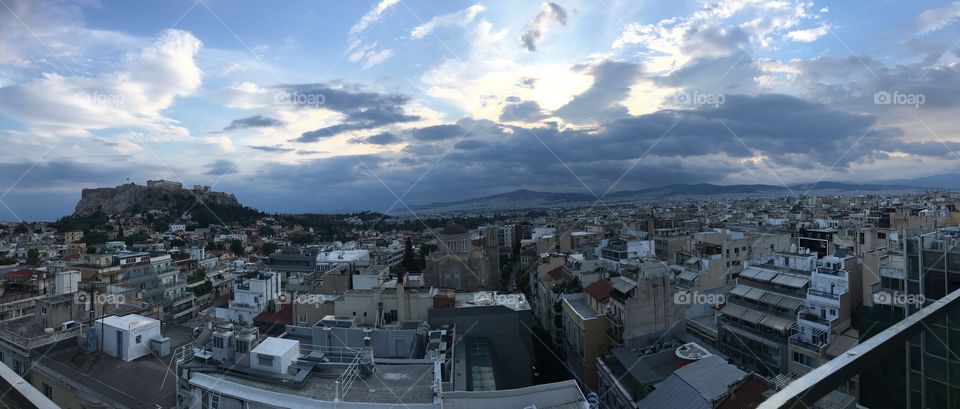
xmin=561 ymin=292 xmax=609 ymax=391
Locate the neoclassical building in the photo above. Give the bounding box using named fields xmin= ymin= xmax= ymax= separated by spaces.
xmin=424 ymin=224 xmax=500 ymax=290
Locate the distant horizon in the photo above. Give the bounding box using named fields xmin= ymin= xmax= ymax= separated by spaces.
xmin=5 ymin=176 xmax=956 ymax=223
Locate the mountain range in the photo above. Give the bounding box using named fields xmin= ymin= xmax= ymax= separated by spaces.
xmin=411 ymin=175 xmax=960 ymax=213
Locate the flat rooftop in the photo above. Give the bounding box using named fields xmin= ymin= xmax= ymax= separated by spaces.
xmin=34 ymin=324 xmax=194 ymax=408
xmin=189 ymin=362 xmax=437 ymax=405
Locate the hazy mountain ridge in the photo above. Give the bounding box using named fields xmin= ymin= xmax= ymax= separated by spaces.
xmin=411 ymin=179 xmax=939 ymax=213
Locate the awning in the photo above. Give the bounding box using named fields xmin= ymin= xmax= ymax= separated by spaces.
xmin=730 ymin=285 xmax=750 ymax=298
xmin=777 ymin=297 xmax=803 ymax=312
xmin=772 ymin=273 xmax=809 ymax=289
xmin=741 ymin=267 xmax=777 ymax=282
xmin=677 ymin=270 xmax=700 ymax=282
xmin=760 ymin=315 xmax=793 ymax=332
xmin=720 ymin=303 xmax=748 ymax=319
xmin=743 ymin=287 xmax=766 ymax=301
xmin=760 ymin=292 xmax=785 ymax=307
xmin=741 ymin=309 xmax=766 ymax=325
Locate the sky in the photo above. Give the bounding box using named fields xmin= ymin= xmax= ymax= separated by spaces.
xmin=2 ymin=0 xmax=960 ymax=220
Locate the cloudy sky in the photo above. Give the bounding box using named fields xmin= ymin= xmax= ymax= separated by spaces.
xmin=1 ymin=0 xmax=960 ymax=220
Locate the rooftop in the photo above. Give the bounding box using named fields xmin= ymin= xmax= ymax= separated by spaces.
xmin=188 ymin=362 xmax=437 ymax=405
xmin=34 ymin=324 xmax=194 ymax=409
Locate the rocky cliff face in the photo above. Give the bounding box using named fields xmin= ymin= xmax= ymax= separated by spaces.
xmin=74 ymin=183 xmax=241 ymax=216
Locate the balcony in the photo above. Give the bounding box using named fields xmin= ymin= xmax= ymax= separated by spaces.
xmin=797 ymin=312 xmax=832 ymax=331
xmin=789 ymin=335 xmax=828 ymax=355
xmin=806 ymin=289 xmax=841 ymax=307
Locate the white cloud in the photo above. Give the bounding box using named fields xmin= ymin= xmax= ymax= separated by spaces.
xmin=411 ymin=4 xmax=485 ymax=39
xmin=787 ymin=24 xmax=831 ymax=42
xmin=912 ymin=2 xmax=960 ymax=35
xmin=613 ymin=0 xmax=819 ymax=73
xmin=0 ymin=29 xmax=203 ymax=139
xmin=349 ymin=0 xmax=400 ymax=35
xmin=361 ymin=49 xmax=393 ymax=70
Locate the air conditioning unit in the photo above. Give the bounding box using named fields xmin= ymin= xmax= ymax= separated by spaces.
xmin=62 ymin=321 xmax=78 ymax=330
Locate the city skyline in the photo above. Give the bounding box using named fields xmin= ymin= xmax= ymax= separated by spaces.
xmin=2 ymin=0 xmax=960 ymax=219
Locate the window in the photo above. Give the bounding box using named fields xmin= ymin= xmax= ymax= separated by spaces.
xmin=136 ymin=335 xmax=142 ymax=344
xmin=298 ymin=313 xmax=307 ymax=324
xmin=42 ymin=383 xmax=52 ymax=399
xmin=40 ymin=306 xmax=47 ymax=316
xmin=258 ymin=355 xmax=274 ymax=366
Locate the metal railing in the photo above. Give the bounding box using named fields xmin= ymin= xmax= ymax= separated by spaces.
xmin=760 ymin=287 xmax=960 ymax=408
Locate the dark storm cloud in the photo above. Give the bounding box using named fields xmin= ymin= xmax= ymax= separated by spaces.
xmin=282 ymin=83 xmax=420 ymax=143
xmin=222 ymin=115 xmax=283 ymax=132
xmin=244 ymin=93 xmax=938 ymax=213
xmin=248 ymin=145 xmax=294 ymax=153
xmin=553 ymin=60 xmax=641 ymax=123
xmin=500 ymin=99 xmax=548 ymax=122
xmin=411 ymin=124 xmax=467 ymax=141
xmin=205 ymin=159 xmax=238 ymax=176
xmin=350 ymin=131 xmax=402 ymax=145
xmin=520 ymin=2 xmax=567 ymax=52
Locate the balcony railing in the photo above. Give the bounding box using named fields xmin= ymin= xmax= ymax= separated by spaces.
xmin=759 ymin=286 xmax=960 ymax=408
xmin=789 ymin=335 xmax=828 ymax=355
xmin=807 ymin=288 xmax=841 ymax=301
xmin=797 ymin=312 xmax=833 ymax=328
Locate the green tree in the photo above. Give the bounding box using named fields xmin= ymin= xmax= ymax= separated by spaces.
xmin=261 ymin=242 xmax=278 ymax=255
xmin=124 ymin=232 xmax=150 ymax=246
xmin=258 ymin=226 xmax=276 ymax=237
xmin=26 ymin=249 xmax=40 ymax=266
xmin=14 ymin=223 xmax=29 ymax=234
xmin=229 ymin=239 xmax=245 ymax=256
xmin=290 ymin=233 xmax=315 ymax=245
xmin=402 ymin=238 xmax=418 ymax=272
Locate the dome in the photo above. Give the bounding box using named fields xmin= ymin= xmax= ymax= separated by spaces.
xmin=440 ymin=224 xmax=469 ymax=235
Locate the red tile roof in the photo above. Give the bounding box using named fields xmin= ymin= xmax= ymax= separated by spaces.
xmin=546 ymin=266 xmax=565 ymax=281
xmin=2 ymin=269 xmax=52 ymax=280
xmin=254 ymin=303 xmax=293 ymax=326
xmin=585 ymin=279 xmax=613 ymax=302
